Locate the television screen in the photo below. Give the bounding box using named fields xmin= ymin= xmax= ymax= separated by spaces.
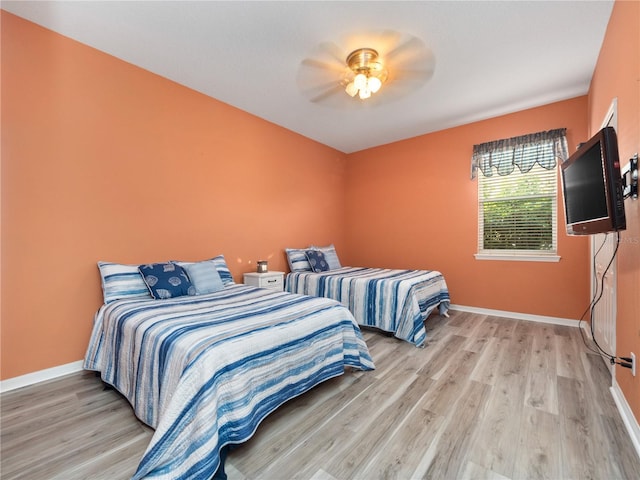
xmin=560 ymin=126 xmax=625 ymax=235
xmin=563 ymin=142 xmax=608 ymax=224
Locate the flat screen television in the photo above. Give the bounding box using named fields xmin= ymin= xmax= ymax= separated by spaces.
xmin=560 ymin=126 xmax=626 ymax=235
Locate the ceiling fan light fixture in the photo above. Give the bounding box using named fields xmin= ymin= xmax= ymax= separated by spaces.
xmin=344 ymin=48 xmax=387 ymax=100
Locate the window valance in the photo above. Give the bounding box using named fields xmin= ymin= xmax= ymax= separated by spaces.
xmin=471 ymin=128 xmax=568 ymax=179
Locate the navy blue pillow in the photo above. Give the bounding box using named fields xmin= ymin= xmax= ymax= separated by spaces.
xmin=305 ymin=250 xmax=330 ymax=272
xmin=138 ymin=262 xmax=195 ymax=299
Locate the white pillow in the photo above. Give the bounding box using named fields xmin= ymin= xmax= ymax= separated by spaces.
xmin=285 ymin=248 xmax=313 ymax=272
xmin=97 ymin=261 xmax=152 ymax=304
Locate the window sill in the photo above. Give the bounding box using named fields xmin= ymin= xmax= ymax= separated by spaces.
xmin=474 ymin=253 xmax=561 ymax=263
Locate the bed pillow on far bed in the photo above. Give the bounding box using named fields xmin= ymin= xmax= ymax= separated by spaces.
xmin=285 ymin=248 xmax=313 ymax=272
xmin=305 ymin=249 xmax=330 ymax=272
xmin=309 ymin=244 xmax=342 ymax=269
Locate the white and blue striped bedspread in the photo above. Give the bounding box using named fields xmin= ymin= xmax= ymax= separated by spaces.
xmin=84 ymin=284 xmax=374 ymax=479
xmin=286 ymin=267 xmax=450 ymax=347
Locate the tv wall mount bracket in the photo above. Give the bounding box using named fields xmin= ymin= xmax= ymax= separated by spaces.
xmin=622 ymin=153 xmax=638 ymax=199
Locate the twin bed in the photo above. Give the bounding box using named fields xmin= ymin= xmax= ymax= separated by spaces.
xmin=85 ymin=250 xmax=449 ymax=479
xmin=285 ymin=245 xmax=451 ymax=347
xmin=286 ymin=267 xmax=450 ymax=347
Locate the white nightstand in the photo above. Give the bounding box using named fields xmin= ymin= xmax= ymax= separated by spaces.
xmin=243 ymin=271 xmax=285 ymax=291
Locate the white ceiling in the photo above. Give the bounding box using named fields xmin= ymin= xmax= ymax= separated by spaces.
xmin=2 ymin=1 xmax=614 ymax=153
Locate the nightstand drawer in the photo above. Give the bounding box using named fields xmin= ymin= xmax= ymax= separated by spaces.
xmin=243 ymin=272 xmax=285 ymax=291
xmin=261 ymin=276 xmax=283 ymax=290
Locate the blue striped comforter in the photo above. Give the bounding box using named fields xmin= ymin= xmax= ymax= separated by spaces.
xmin=286 ymin=267 xmax=450 ymax=347
xmin=83 ymin=284 xmax=374 ymax=479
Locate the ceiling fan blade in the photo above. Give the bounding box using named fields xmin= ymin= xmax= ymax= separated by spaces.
xmin=308 ymin=83 xmax=344 ymax=104
xmin=385 ymin=36 xmax=421 ymax=59
xmin=385 ymin=37 xmax=436 ymax=89
xmin=297 ymin=41 xmax=350 ymax=105
xmin=301 ymin=41 xmax=347 ymax=71
xmin=298 ymin=63 xmax=345 ymax=101
xmin=389 ymin=65 xmax=436 ymax=84
xmin=387 ymin=38 xmax=432 ymax=65
xmin=300 ymin=79 xmax=341 ymax=96
xmin=300 ymin=57 xmax=346 ymax=74
xmin=314 ymin=41 xmax=347 ymax=64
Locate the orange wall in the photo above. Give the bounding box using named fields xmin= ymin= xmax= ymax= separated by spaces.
xmin=344 ymin=97 xmax=590 ymax=319
xmin=1 ymin=12 xmax=347 ymax=379
xmin=588 ymin=0 xmax=640 ymax=420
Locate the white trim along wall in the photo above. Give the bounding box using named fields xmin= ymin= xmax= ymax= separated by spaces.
xmin=0 ymin=360 xmax=84 ymax=393
xmin=449 ymin=304 xmax=582 ymax=328
xmin=611 ymin=379 xmax=640 ymax=462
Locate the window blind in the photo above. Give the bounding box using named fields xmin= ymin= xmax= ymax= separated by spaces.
xmin=478 ymin=164 xmax=557 ymax=252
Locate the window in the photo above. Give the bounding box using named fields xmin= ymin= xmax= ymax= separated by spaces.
xmin=471 ymin=129 xmax=567 ymax=262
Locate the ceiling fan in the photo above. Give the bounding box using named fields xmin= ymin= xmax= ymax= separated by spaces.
xmin=297 ymin=31 xmax=436 ymax=108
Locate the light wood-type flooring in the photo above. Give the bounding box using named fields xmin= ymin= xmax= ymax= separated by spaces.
xmin=2 ymin=310 xmax=640 ymax=479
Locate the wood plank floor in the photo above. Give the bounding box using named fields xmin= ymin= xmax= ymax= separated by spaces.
xmin=3 ymin=310 xmax=640 ymax=479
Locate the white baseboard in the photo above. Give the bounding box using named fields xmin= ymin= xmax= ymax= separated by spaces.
xmin=0 ymin=360 xmax=84 ymax=393
xmin=611 ymin=379 xmax=640 ymax=461
xmin=449 ymin=303 xmax=582 ymax=328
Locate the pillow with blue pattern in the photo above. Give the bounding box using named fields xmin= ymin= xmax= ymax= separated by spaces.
xmin=309 ymin=244 xmax=342 ymax=270
xmin=138 ymin=262 xmax=195 ymax=299
xmin=305 ymin=249 xmax=330 ymax=272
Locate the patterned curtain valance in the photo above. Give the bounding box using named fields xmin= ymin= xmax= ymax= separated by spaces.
xmin=471 ymin=128 xmax=568 ymax=179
